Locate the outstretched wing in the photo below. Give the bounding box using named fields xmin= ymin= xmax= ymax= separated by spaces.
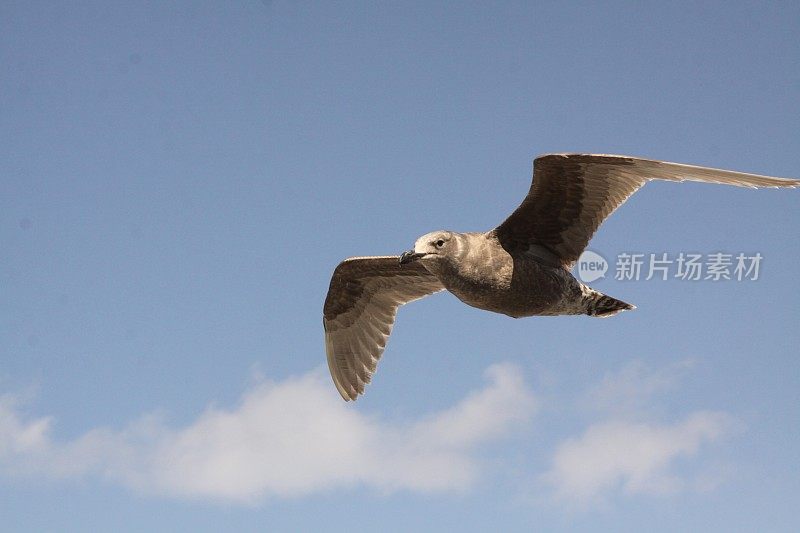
xmin=323 ymin=256 xmax=444 ymax=401
xmin=494 ymin=154 xmax=799 ymax=267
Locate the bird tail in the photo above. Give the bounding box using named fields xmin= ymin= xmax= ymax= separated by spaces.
xmin=585 ymin=291 xmax=636 ymax=318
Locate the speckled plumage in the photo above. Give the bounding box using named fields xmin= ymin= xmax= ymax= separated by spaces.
xmin=324 ymin=154 xmax=799 ymax=401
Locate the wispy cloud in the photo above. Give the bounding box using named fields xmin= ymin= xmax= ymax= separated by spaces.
xmin=542 ymin=360 xmax=739 ymax=507
xmin=543 ymin=411 xmax=736 ymax=504
xmin=586 ymin=358 xmax=695 ymax=417
xmin=0 ymin=363 xmax=537 ymax=503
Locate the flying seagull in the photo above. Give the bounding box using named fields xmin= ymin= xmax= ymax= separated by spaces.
xmin=323 ymin=154 xmax=798 ymax=401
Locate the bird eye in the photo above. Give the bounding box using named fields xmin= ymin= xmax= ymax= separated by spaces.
xmin=435 ymin=239 xmax=445 ymax=248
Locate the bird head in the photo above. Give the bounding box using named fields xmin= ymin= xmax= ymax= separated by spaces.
xmin=399 ymin=230 xmax=455 ymax=266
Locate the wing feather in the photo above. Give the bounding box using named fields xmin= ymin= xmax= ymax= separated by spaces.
xmin=495 ymin=154 xmax=799 ymax=267
xmin=323 ymin=256 xmax=444 ymax=401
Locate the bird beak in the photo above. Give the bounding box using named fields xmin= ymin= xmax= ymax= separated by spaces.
xmin=399 ymin=250 xmax=426 ymax=264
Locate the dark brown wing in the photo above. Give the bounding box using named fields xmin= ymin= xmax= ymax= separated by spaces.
xmin=494 ymin=153 xmax=799 ymax=267
xmin=323 ymin=256 xmax=445 ymax=401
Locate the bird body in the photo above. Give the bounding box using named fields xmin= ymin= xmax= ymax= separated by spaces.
xmin=323 ymin=154 xmax=799 ymax=401
xmin=411 ymin=230 xmax=614 ymax=318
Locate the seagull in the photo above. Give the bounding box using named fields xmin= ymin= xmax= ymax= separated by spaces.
xmin=323 ymin=154 xmax=798 ymax=401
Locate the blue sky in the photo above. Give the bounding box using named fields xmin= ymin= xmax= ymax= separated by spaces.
xmin=1 ymin=1 xmax=798 ymax=531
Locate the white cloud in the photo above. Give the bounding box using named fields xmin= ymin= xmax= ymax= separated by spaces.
xmin=587 ymin=359 xmax=695 ymax=417
xmin=543 ymin=411 xmax=736 ymax=505
xmin=543 ymin=360 xmax=740 ymax=506
xmin=0 ymin=363 xmax=537 ymax=503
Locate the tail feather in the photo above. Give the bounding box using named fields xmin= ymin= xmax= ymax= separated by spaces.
xmin=586 ymin=292 xmax=636 ymax=318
